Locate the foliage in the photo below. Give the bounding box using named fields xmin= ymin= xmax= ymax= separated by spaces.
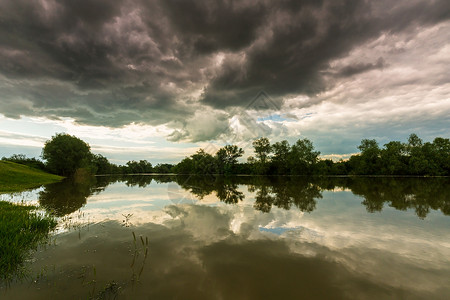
xmin=0 ymin=161 xmax=62 ymax=193
xmin=349 ymin=134 xmax=450 ymax=176
xmin=42 ymin=133 xmax=93 ymax=176
xmin=171 ymin=133 xmax=448 ymax=176
xmin=252 ymin=137 xmax=271 ymax=164
xmin=152 ymin=163 xmax=174 ymax=173
xmin=91 ymin=154 xmax=113 ymax=175
xmin=172 ymin=149 xmax=217 ymax=175
xmin=380 ymin=141 xmax=408 ymax=175
xmin=289 ymin=138 xmax=320 ymax=175
xmin=125 ymin=160 xmax=153 ymax=174
xmin=0 ymin=201 xmax=57 ymax=282
xmin=216 ymin=145 xmax=244 ymax=174
xmin=271 ymin=140 xmax=290 ymax=174
xmin=350 ymin=139 xmax=381 ymax=175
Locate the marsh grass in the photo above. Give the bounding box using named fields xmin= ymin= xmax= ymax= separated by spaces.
xmin=0 ymin=161 xmax=62 ymax=193
xmin=130 ymin=231 xmax=149 ymax=284
xmin=0 ymin=201 xmax=57 ymax=283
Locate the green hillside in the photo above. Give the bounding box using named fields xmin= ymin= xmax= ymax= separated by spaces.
xmin=0 ymin=161 xmax=63 ymax=193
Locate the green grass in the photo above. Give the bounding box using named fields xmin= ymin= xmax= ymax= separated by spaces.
xmin=0 ymin=201 xmax=57 ymax=282
xmin=0 ymin=161 xmax=63 ymax=193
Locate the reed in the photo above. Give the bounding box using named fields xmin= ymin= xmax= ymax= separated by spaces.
xmin=0 ymin=201 xmax=57 ymax=282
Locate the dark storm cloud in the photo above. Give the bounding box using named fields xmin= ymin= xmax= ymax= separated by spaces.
xmin=201 ymin=0 xmax=450 ymax=108
xmin=159 ymin=0 xmax=268 ymax=52
xmin=0 ymin=0 xmax=449 ymax=128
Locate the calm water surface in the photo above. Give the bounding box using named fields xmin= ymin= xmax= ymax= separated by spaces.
xmin=1 ymin=176 xmax=449 ymax=299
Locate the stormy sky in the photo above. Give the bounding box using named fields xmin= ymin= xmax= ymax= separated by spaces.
xmin=0 ymin=0 xmax=449 ymax=163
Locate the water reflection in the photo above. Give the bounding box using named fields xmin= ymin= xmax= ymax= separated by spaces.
xmin=38 ymin=176 xmax=112 ymax=216
xmin=3 ymin=176 xmax=449 ymax=299
xmin=36 ymin=175 xmax=450 ymax=219
xmin=346 ymin=177 xmax=450 ymax=218
xmin=4 ymin=206 xmax=450 ymax=299
xmin=164 ymin=176 xmax=450 ymax=218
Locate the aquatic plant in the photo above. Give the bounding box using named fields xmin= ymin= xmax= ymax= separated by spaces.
xmin=0 ymin=201 xmax=57 ymax=283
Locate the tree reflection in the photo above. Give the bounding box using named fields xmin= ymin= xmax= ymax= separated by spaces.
xmin=167 ymin=175 xmax=449 ymax=218
xmin=39 ymin=176 xmax=106 ymax=216
xmin=253 ymin=184 xmax=274 ymax=213
xmin=39 ymin=174 xmax=450 ymax=219
xmin=173 ymin=175 xmax=216 ymax=199
xmin=123 ymin=175 xmax=153 ymax=187
xmin=215 ymin=181 xmax=244 ymax=204
xmin=252 ymin=178 xmax=322 ymax=213
xmin=347 ymin=177 xmax=450 ymax=219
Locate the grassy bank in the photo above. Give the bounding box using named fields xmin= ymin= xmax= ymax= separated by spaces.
xmin=0 ymin=201 xmax=57 ymax=282
xmin=0 ymin=161 xmax=63 ymax=193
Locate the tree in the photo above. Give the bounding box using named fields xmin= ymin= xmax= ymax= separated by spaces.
xmin=152 ymin=163 xmax=174 ymax=173
xmin=252 ymin=138 xmax=271 ymax=164
xmin=92 ymin=154 xmax=112 ymax=175
xmin=173 ymin=149 xmax=216 ymax=175
xmin=380 ymin=141 xmax=407 ymax=175
xmin=354 ymin=139 xmax=381 ymax=175
xmin=216 ymin=145 xmax=244 ymax=174
xmin=289 ymin=138 xmax=320 ymax=175
xmin=432 ymin=137 xmax=450 ymax=175
xmin=407 ymin=133 xmax=423 ymax=151
xmin=42 ymin=133 xmax=93 ymax=176
xmin=125 ymin=160 xmax=153 ymax=174
xmin=252 ymin=137 xmax=272 ymax=174
xmin=190 ymin=149 xmax=217 ymax=175
xmin=405 ymin=133 xmax=426 ymax=175
xmin=271 ymin=140 xmax=290 ymax=174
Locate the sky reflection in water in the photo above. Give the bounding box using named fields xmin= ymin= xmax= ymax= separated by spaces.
xmin=2 ymin=176 xmax=450 ymax=299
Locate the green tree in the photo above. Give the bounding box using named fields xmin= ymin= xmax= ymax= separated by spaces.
xmin=271 ymin=140 xmax=290 ymax=174
xmin=190 ymin=149 xmax=217 ymax=175
xmin=92 ymin=154 xmax=112 ymax=175
xmin=153 ymin=163 xmax=174 ymax=173
xmin=173 ymin=149 xmax=216 ymax=175
xmin=380 ymin=141 xmax=407 ymax=175
xmin=216 ymin=145 xmax=244 ymax=174
xmin=432 ymin=137 xmax=450 ymax=175
xmin=406 ymin=134 xmax=427 ymax=175
xmin=124 ymin=160 xmax=152 ymax=174
xmin=289 ymin=138 xmax=320 ymax=175
xmin=407 ymin=133 xmax=423 ymax=152
xmin=354 ymin=139 xmax=381 ymax=175
xmin=172 ymin=158 xmax=193 ymax=174
xmin=252 ymin=137 xmax=272 ymax=174
xmin=252 ymin=137 xmax=271 ymax=164
xmin=42 ymin=133 xmax=93 ymax=176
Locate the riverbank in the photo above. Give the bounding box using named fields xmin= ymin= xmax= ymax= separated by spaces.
xmin=0 ymin=161 xmax=63 ymax=193
xmin=0 ymin=201 xmax=57 ymax=282
xmin=0 ymin=161 xmax=60 ymax=282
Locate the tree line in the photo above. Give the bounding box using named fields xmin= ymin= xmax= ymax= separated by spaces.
xmin=2 ymin=133 xmax=173 ymax=177
xmin=2 ymin=132 xmax=449 ymax=177
xmin=173 ymin=134 xmax=449 ymax=176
